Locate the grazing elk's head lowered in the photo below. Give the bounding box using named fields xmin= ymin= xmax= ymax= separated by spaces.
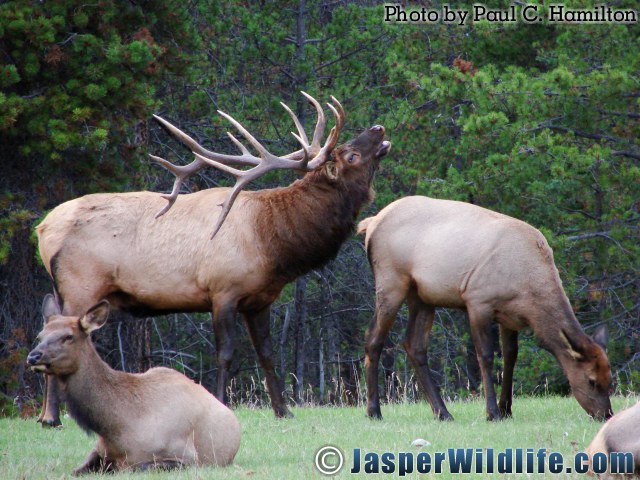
xmin=35 ymin=92 xmax=390 ymax=424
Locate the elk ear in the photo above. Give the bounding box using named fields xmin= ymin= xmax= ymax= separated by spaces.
xmin=80 ymin=300 xmax=110 ymax=333
xmin=591 ymin=324 xmax=609 ymax=351
xmin=559 ymin=329 xmax=585 ymax=361
xmin=42 ymin=294 xmax=62 ymax=323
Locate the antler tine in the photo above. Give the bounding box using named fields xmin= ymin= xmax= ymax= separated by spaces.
xmin=209 ymin=173 xmax=255 ymax=239
xmin=216 ymin=110 xmax=269 ymax=158
xmin=306 ymin=96 xmax=345 ymax=170
xmin=330 ymin=95 xmax=345 ymax=124
xmin=280 ymin=101 xmax=309 ymax=147
xmin=149 ymin=153 xmax=209 ymax=218
xmin=154 ymin=114 xmax=259 ymax=167
xmin=193 ymin=152 xmax=274 ymax=238
xmin=300 ymin=91 xmax=326 ymax=150
xmin=154 ymin=115 xmax=240 ymax=165
xmin=289 ymin=133 xmax=310 ymax=170
xmin=227 ymin=132 xmax=251 ymax=156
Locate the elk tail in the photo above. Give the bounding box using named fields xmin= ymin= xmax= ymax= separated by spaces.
xmin=357 ymin=217 xmax=373 ymax=236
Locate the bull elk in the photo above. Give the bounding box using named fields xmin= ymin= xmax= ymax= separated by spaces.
xmin=27 ymin=294 xmax=240 ymax=474
xmin=587 ymin=401 xmax=640 ymax=478
xmin=357 ymin=195 xmax=612 ymax=421
xmin=36 ymin=92 xmax=391 ymax=424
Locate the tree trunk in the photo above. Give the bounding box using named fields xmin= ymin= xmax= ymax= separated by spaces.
xmin=293 ymin=275 xmax=308 ymax=404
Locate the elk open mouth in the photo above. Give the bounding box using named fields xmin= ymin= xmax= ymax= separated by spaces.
xmin=376 ymin=140 xmax=391 ymax=158
xmin=29 ymin=363 xmax=50 ymax=373
xmin=27 ymin=362 xmax=51 ymax=373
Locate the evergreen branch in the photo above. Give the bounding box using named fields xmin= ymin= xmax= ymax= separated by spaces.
xmin=597 ymin=109 xmax=640 ymax=119
xmin=611 ymin=150 xmax=640 ymax=161
xmin=315 ymin=33 xmax=387 ymax=72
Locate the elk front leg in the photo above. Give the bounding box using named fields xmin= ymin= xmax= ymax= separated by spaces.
xmin=243 ymin=307 xmax=292 ymax=418
xmin=36 ymin=374 xmax=47 ymax=423
xmin=498 ymin=326 xmax=518 ymax=418
xmin=212 ymin=304 xmax=237 ymax=405
xmin=73 ymin=441 xmax=114 ymax=475
xmin=365 ymin=289 xmax=405 ymax=419
xmin=38 ymin=374 xmax=62 ymax=427
xmin=468 ymin=306 xmax=501 ymax=421
xmin=403 ymin=294 xmax=453 ymax=421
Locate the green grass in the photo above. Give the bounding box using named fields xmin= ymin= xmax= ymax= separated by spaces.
xmin=0 ymin=396 xmax=635 ymax=479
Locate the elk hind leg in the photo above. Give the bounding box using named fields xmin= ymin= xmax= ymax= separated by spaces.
xmin=365 ymin=286 xmax=406 ymax=419
xmin=403 ymin=293 xmax=452 ymax=421
xmin=243 ymin=307 xmax=292 ymax=418
xmin=244 ymin=307 xmax=293 ymax=418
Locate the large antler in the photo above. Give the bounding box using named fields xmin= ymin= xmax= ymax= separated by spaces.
xmin=150 ymin=92 xmax=344 ymax=238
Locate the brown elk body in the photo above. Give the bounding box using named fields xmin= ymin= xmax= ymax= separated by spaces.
xmin=36 ymin=95 xmax=390 ymax=424
xmin=358 ymin=195 xmax=612 ymax=421
xmin=27 ymin=295 xmax=240 ymax=474
xmin=587 ymin=401 xmax=640 ymax=478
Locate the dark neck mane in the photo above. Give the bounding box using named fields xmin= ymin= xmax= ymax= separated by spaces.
xmin=255 ymin=167 xmax=372 ymax=281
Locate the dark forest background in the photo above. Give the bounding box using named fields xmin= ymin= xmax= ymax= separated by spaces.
xmin=1 ymin=0 xmax=638 ymax=417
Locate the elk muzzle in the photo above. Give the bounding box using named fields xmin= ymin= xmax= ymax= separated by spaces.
xmin=27 ymin=348 xmax=49 ymax=372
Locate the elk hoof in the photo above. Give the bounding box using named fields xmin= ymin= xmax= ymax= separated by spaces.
xmin=437 ymin=412 xmax=454 ymax=421
xmin=486 ymin=412 xmax=503 ymax=422
xmin=275 ymin=408 xmax=294 ymax=419
xmin=367 ymin=407 xmax=383 ymax=420
xmin=40 ymin=418 xmax=63 ymax=428
xmin=498 ymin=406 xmax=513 ymax=418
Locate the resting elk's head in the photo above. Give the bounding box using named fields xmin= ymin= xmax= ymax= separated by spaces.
xmin=27 ymin=294 xmax=110 ymax=377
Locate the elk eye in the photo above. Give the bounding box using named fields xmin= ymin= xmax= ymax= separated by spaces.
xmin=64 ymin=334 xmax=74 ymax=342
xmin=347 ymin=153 xmax=359 ymax=163
xmin=588 ymin=378 xmax=596 ymax=388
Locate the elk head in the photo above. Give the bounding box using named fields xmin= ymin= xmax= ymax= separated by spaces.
xmin=325 ymin=124 xmax=390 ymax=185
xmin=27 ymin=295 xmax=110 ymax=377
xmin=560 ymin=325 xmax=613 ymax=420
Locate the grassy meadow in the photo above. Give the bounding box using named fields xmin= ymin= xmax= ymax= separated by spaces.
xmin=0 ymin=395 xmax=635 ymax=479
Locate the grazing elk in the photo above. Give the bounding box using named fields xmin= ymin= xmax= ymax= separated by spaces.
xmin=27 ymin=294 xmax=240 ymax=474
xmin=357 ymin=195 xmax=612 ymax=421
xmin=587 ymin=401 xmax=640 ymax=478
xmin=35 ymin=92 xmax=391 ymax=425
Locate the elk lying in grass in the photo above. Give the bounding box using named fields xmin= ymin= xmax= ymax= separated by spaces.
xmin=27 ymin=294 xmax=240 ymax=474
xmin=36 ymin=92 xmax=391 ymax=424
xmin=358 ymin=195 xmax=612 ymax=421
xmin=587 ymin=401 xmax=640 ymax=478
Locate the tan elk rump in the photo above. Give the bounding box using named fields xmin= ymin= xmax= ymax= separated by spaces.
xmin=27 ymin=295 xmax=240 ymax=474
xmin=36 ymin=92 xmax=391 ymax=424
xmin=358 ymin=195 xmax=612 ymax=421
xmin=586 ymin=401 xmax=640 ymax=478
